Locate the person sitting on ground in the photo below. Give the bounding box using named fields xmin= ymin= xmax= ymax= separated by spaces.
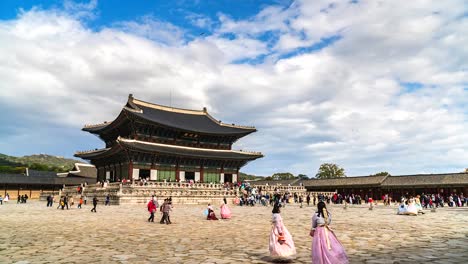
xmin=207 ymin=203 xmax=219 ymax=220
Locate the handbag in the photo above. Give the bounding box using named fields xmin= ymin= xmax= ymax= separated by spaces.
xmin=277 ymin=234 xmax=286 ymax=244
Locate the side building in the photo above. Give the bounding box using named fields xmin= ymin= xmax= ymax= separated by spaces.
xmin=301 ymin=173 xmax=468 ymax=201
xmin=0 ymin=164 xmax=96 ymax=200
xmin=75 ymin=94 xmax=263 ymax=183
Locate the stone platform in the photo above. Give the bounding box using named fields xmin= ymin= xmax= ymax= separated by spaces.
xmin=57 ymin=182 xmax=307 ymax=205
xmin=0 ymin=202 xmax=467 ymax=263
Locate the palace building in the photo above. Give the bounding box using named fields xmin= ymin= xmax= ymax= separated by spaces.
xmin=75 ymin=94 xmax=263 ymax=183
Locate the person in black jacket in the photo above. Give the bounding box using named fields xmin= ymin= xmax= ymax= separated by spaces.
xmin=91 ymin=196 xmax=98 ymax=212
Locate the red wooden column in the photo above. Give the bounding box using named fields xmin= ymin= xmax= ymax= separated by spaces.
xmin=200 ymin=165 xmax=204 ymax=183
xmin=175 ymin=162 xmax=180 ymax=182
xmin=128 ymin=161 xmax=133 ymax=180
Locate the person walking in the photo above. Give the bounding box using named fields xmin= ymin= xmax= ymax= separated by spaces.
xmin=160 ymin=199 xmax=172 ymax=224
xmin=63 ymin=195 xmax=69 ymax=210
xmin=220 ymin=200 xmax=232 ymax=219
xmin=78 ymin=197 xmax=83 ymax=209
xmin=147 ymin=198 xmax=157 ymax=222
xmin=91 ymin=196 xmax=98 ymax=212
xmin=310 ymin=201 xmax=348 ymax=264
xmin=105 ymin=194 xmax=110 ymax=206
xmin=269 ymin=203 xmax=296 ymax=258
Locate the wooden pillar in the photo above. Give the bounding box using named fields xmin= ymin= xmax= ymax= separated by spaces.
xmin=128 ymin=161 xmax=133 ymax=180
xmin=175 ymin=162 xmax=180 ymax=182
xmin=120 ymin=163 xmax=123 ymax=181
xmin=200 ymin=165 xmax=204 ymax=183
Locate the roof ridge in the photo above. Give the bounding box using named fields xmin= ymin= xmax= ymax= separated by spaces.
xmin=130 ymin=94 xmax=256 ymax=130
xmin=118 ymin=137 xmax=263 ymax=156
xmin=132 ymin=97 xmax=205 ymax=115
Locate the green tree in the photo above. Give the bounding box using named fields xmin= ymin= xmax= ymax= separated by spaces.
xmin=370 ymin=171 xmax=391 ymax=176
xmin=315 ymin=163 xmax=346 ymax=179
xmin=271 ymin=172 xmax=295 ymax=180
xmin=297 ymin=174 xmax=309 ymax=180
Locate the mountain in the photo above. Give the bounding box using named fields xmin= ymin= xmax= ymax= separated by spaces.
xmin=0 ymin=153 xmax=83 ymax=173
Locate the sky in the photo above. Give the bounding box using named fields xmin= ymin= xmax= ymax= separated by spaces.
xmin=0 ymin=0 xmax=467 ymax=177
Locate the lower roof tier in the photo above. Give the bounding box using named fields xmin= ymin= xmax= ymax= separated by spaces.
xmin=75 ymin=137 xmax=263 ymax=162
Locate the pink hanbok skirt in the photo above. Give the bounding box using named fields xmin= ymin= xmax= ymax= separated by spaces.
xmin=312 ymin=227 xmax=348 ymax=264
xmin=220 ymin=204 xmax=232 ymax=219
xmin=269 ymin=225 xmax=296 ymax=257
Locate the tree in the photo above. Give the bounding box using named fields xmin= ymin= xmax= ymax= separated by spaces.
xmin=370 ymin=172 xmax=391 ymax=177
xmin=271 ymin=172 xmax=295 ymax=180
xmin=315 ymin=163 xmax=346 ymax=179
xmin=297 ymin=174 xmax=309 ymax=180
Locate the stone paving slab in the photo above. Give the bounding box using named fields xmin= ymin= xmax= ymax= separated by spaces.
xmin=0 ymin=202 xmax=467 ymax=263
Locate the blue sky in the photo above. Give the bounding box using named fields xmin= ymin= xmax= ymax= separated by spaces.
xmin=0 ymin=0 xmax=467 ymax=176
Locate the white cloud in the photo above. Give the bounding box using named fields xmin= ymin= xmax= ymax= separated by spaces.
xmin=1 ymin=1 xmax=467 ymax=176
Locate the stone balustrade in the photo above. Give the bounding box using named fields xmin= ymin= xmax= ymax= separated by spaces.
xmin=56 ymin=182 xmax=328 ymax=206
xmin=58 ymin=182 xmax=239 ymax=205
xmin=251 ymin=184 xmax=307 ymax=192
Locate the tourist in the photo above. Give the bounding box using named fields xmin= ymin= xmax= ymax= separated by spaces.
xmin=60 ymin=197 xmax=66 ymax=210
xmin=307 ymin=194 xmax=311 ymax=206
xmin=46 ymin=195 xmax=51 ymax=207
xmin=78 ymin=197 xmax=83 ymax=209
xmin=84 ymin=195 xmax=87 ymax=205
xmin=105 ymin=194 xmax=110 ymax=206
xmin=415 ymin=195 xmax=424 ymax=214
xmin=63 ymin=195 xmax=69 ymax=210
xmin=220 ymin=200 xmax=232 ymax=219
xmin=57 ymin=197 xmax=63 ymax=209
xmin=406 ymin=197 xmax=418 ymax=215
xmin=147 ymin=198 xmax=157 ymax=222
xmin=91 ymin=196 xmax=98 ymax=212
xmin=17 ymin=195 xmax=21 ymax=204
xmin=310 ymin=201 xmax=348 ymax=264
xmin=206 ymin=203 xmax=219 ymax=220
xmin=269 ymin=203 xmax=296 ymax=258
xmin=4 ymin=193 xmax=9 ymax=203
xmin=160 ymin=199 xmax=172 ymax=224
xmin=0 ymin=195 xmax=3 ymax=205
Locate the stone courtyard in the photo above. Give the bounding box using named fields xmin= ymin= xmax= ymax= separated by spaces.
xmin=0 ymin=201 xmax=467 ymax=264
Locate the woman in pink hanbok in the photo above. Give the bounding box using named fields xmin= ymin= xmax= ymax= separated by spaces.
xmin=269 ymin=203 xmax=296 ymax=258
xmin=310 ymin=201 xmax=348 ymax=264
xmin=220 ymin=199 xmax=232 ymax=219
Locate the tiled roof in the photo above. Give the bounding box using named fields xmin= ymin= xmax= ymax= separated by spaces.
xmin=84 ymin=95 xmax=257 ymax=136
xmin=302 ymin=175 xmax=388 ymax=187
xmin=381 ymin=173 xmax=468 ymax=187
xmin=0 ymin=173 xmax=94 ymax=185
xmin=66 ymin=163 xmax=97 ymax=178
xmin=249 ymin=179 xmax=302 ymax=186
xmin=76 ymin=138 xmax=263 ymax=161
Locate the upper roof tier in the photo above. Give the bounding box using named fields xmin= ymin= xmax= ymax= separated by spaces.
xmin=75 ymin=137 xmax=263 ymax=161
xmin=83 ymin=94 xmax=257 ymax=136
